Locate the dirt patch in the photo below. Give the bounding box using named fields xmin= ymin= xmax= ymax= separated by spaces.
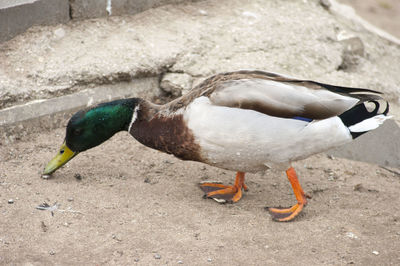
xmin=1 ymin=128 xmax=399 ymax=264
xmin=339 ymin=0 xmax=400 ymax=38
xmin=1 ymin=0 xmax=400 ymax=264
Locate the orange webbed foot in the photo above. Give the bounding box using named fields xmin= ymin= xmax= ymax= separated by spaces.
xmin=266 ymin=167 xmax=308 ymax=222
xmin=200 ymin=172 xmax=247 ymax=203
xmin=267 ymin=202 xmax=306 ymax=222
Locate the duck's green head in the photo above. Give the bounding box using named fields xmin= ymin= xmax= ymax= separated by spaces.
xmin=43 ymin=98 xmax=140 ymax=176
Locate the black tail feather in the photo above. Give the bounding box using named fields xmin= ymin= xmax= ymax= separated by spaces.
xmin=339 ymin=100 xmax=389 ymax=139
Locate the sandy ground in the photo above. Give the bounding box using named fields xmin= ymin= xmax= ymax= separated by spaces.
xmin=1 ymin=128 xmax=400 ymax=265
xmin=1 ymin=0 xmax=400 ymax=265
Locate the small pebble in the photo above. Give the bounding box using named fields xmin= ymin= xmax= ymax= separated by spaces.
xmin=327 ymin=154 xmax=335 ymax=160
xmin=67 ymin=198 xmax=74 ymax=202
xmin=353 ymin=183 xmax=364 ymax=192
xmin=199 ymin=9 xmax=208 ymax=15
xmin=74 ymin=173 xmax=82 ymax=180
xmin=41 ymin=174 xmax=51 ymax=179
xmin=112 ymin=234 xmax=122 ymax=242
xmin=41 ymin=221 xmax=48 ymax=232
xmin=320 ymin=0 xmax=331 ymax=9
xmin=134 ymin=258 xmax=140 ymax=262
xmin=311 ymin=248 xmax=317 ymax=253
xmin=372 ymin=250 xmax=379 ymax=255
xmin=177 ymin=260 xmax=183 ymax=264
xmin=49 ymin=251 xmax=55 ymax=255
xmin=207 ymin=258 xmax=212 ymax=262
xmin=154 ymin=254 xmax=161 ymax=259
xmin=54 ymin=28 xmax=66 ymax=39
xmin=345 ymin=232 xmax=358 ymax=239
xmin=8 ymin=199 xmax=14 ymax=204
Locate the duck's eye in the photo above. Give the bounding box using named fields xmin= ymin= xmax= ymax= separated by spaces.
xmin=59 ymin=149 xmax=65 ymax=154
xmin=73 ymin=129 xmax=83 ymax=136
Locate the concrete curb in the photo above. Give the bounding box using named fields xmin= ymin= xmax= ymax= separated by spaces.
xmin=0 ymin=0 xmax=200 ymax=43
xmin=0 ymin=0 xmax=69 ymax=43
xmin=328 ymin=120 xmax=400 ymax=168
xmin=70 ymin=0 xmax=200 ymax=20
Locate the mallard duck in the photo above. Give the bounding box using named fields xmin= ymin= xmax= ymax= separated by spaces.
xmin=43 ymin=70 xmax=390 ymax=221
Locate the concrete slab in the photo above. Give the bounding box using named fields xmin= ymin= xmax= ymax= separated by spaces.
xmin=0 ymin=0 xmax=69 ymax=42
xmin=69 ymin=0 xmax=108 ymax=19
xmin=110 ymin=0 xmax=198 ymax=17
xmin=70 ymin=0 xmax=199 ymax=19
xmin=328 ymin=120 xmax=400 ymax=168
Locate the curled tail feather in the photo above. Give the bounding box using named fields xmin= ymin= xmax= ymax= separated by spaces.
xmin=339 ymin=100 xmax=391 ymax=138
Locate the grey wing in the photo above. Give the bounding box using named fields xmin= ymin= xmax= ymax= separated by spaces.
xmin=207 ymin=71 xmax=381 ymax=120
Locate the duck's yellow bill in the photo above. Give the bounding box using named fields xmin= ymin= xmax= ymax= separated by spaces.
xmin=43 ymin=142 xmax=77 ymax=175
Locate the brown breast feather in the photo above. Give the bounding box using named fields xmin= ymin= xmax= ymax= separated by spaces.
xmin=129 ymin=103 xmax=202 ymax=162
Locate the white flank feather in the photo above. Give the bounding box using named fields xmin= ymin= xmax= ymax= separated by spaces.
xmin=348 ymin=115 xmax=392 ymax=133
xmin=184 ymin=97 xmax=353 ymax=172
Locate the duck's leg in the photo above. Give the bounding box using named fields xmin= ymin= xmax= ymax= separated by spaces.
xmin=267 ymin=167 xmax=308 ymax=222
xmin=200 ymin=172 xmax=248 ymax=203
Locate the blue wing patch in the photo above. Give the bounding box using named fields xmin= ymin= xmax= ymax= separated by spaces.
xmin=292 ymin=116 xmax=313 ymax=122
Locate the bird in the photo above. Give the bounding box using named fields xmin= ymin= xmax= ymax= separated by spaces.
xmin=43 ymin=70 xmax=390 ymax=222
